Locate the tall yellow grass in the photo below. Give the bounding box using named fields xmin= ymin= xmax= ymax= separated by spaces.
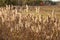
xmin=0 ymin=6 xmax=60 ymax=40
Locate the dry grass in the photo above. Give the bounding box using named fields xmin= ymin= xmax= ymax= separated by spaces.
xmin=0 ymin=6 xmax=60 ymax=40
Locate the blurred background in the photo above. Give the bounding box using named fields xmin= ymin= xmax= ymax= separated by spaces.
xmin=0 ymin=0 xmax=60 ymax=6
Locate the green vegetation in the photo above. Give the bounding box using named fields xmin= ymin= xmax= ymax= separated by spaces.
xmin=0 ymin=0 xmax=42 ymax=6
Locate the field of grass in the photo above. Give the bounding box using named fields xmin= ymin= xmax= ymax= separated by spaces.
xmin=40 ymin=6 xmax=60 ymax=18
xmin=0 ymin=6 xmax=60 ymax=40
